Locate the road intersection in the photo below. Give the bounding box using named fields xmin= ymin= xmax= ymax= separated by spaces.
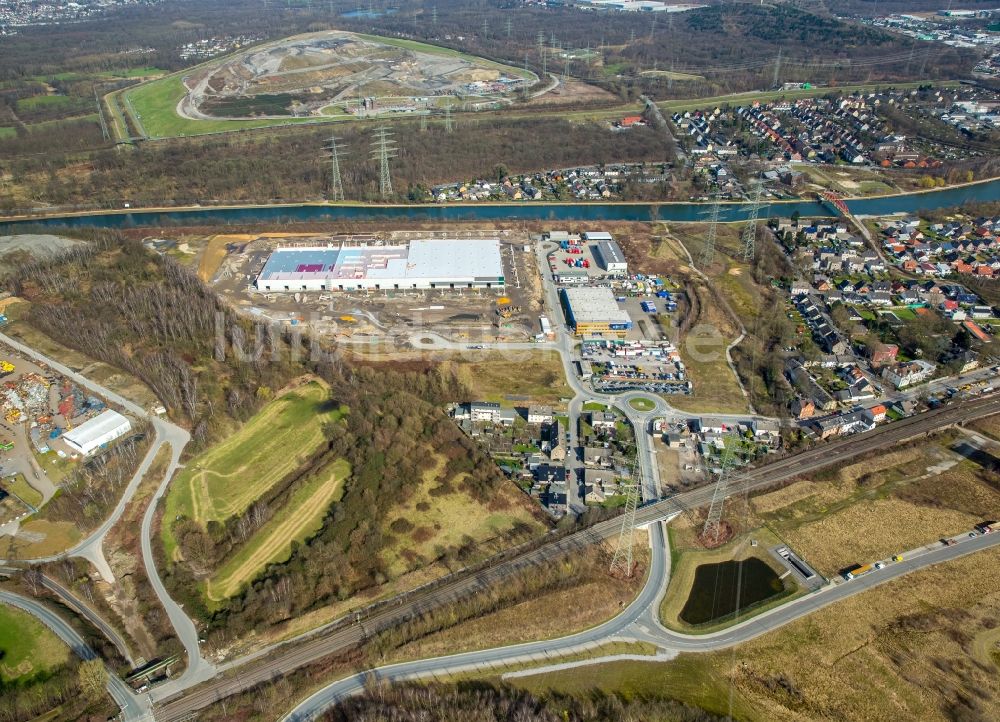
xmin=1 ymin=255 xmax=999 ymax=721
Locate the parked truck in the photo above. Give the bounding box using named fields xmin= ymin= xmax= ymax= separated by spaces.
xmin=843 ymin=563 xmax=874 ymax=580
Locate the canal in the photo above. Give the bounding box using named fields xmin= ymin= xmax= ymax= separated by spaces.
xmin=0 ymin=178 xmax=997 ymax=230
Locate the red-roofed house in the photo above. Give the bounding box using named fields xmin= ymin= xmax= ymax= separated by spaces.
xmin=963 ymin=320 xmax=990 ymax=343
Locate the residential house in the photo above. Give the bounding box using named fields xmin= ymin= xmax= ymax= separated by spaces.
xmin=527 ymin=405 xmax=554 ymax=424
xmin=881 ymin=360 xmax=937 ymax=389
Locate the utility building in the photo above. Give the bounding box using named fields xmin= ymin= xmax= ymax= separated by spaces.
xmin=593 ymin=239 xmax=628 ymax=274
xmin=560 ymin=287 xmax=632 ymax=338
xmin=255 ymin=239 xmax=505 ymax=292
xmin=62 ymin=410 xmax=131 ymax=456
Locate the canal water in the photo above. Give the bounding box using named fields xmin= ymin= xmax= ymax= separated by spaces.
xmin=1 ymin=178 xmax=997 ymax=231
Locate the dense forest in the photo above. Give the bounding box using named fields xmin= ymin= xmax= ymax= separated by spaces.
xmin=324 ymin=683 xmax=727 ymax=722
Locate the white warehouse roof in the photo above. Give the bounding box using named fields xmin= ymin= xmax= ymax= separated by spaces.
xmin=63 ymin=410 xmax=131 ymax=456
xmin=562 ymin=286 xmax=632 ymax=324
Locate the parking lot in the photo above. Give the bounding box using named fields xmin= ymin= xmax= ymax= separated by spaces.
xmin=583 ymin=341 xmax=691 ymax=395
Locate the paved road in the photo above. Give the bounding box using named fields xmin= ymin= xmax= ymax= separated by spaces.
xmin=0 ymin=589 xmax=151 ymax=721
xmin=0 ymin=332 xmax=214 ymax=689
xmin=281 ymin=523 xmax=1000 ymax=721
xmin=155 ymin=390 xmax=1000 ymax=721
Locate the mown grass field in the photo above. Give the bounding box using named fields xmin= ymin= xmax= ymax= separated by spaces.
xmin=162 ymin=379 xmax=341 ymax=560
xmin=205 ymin=457 xmax=351 ymax=601
xmin=123 ymin=76 xmax=303 ymax=138
xmin=4 ymin=473 xmax=43 ymax=508
xmin=0 ymin=605 xmax=70 ymax=683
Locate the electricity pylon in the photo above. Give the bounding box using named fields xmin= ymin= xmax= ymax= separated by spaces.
xmin=370 ymin=126 xmax=397 ymax=199
xmin=443 ymin=103 xmax=453 ymax=132
xmin=702 ymin=448 xmax=734 ymax=545
xmin=323 ymin=136 xmax=346 ymax=201
xmin=698 ymin=199 xmax=721 ymax=267
xmin=609 ymin=464 xmax=642 ymax=578
xmin=772 ymin=48 xmax=783 ymax=88
xmin=506 ymin=16 xmax=512 ymax=38
xmin=741 ymin=181 xmax=764 ymax=261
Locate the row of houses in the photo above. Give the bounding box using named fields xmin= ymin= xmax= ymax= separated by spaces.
xmin=880 ymin=215 xmax=1000 ymax=279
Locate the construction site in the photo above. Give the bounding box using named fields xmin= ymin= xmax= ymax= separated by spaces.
xmin=205 ymin=230 xmax=544 ymax=351
xmin=178 ymin=30 xmax=534 ymax=121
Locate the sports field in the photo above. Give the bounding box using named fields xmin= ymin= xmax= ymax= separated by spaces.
xmin=162 ymin=379 xmax=342 ymax=559
xmin=205 ymin=457 xmax=351 ymax=601
xmin=0 ymin=605 xmax=70 ymax=683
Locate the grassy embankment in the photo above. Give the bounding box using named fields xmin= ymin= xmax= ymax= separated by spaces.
xmin=161 ymin=379 xmax=342 ymax=568
xmin=659 ymin=521 xmax=802 ymax=633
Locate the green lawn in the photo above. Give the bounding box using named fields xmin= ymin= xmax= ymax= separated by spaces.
xmin=3 ymin=473 xmax=43 ymax=509
xmin=205 ymin=457 xmax=351 ymax=601
xmin=16 ymin=95 xmax=87 ymax=111
xmin=161 ymin=380 xmax=342 ymax=560
xmin=0 ymin=605 xmax=71 ymax=684
xmin=124 ymin=75 xmax=316 ymax=139
xmin=0 ymin=126 xmax=16 ymax=139
xmin=627 ymin=396 xmax=656 ymax=412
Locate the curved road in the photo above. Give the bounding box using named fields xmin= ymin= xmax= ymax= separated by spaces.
xmin=0 ymin=589 xmax=151 ymax=721
xmin=0 ymin=332 xmax=214 ymax=690
xmin=283 ymin=512 xmax=1000 ymax=720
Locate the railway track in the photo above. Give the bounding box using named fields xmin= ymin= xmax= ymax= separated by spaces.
xmin=154 ymin=393 xmax=1000 ymax=721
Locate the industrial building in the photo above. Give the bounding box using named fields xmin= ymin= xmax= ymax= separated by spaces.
xmin=255 ymin=239 xmax=505 ymax=292
xmin=560 ymin=287 xmax=633 ymax=338
xmin=593 ymin=239 xmax=628 ymax=274
xmin=62 ymin=410 xmax=131 ymax=457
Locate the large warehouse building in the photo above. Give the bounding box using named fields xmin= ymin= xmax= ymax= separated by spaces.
xmin=560 ymin=287 xmax=633 ymax=338
xmin=593 ymin=239 xmax=628 ymax=274
xmin=63 ymin=410 xmax=131 ymax=457
xmin=255 ymin=239 xmax=505 ymax=292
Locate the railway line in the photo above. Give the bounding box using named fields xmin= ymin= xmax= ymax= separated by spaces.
xmin=154 ymin=392 xmax=1000 ymax=721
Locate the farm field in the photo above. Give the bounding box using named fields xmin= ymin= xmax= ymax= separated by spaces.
xmin=510 ymin=546 xmax=1000 ymax=722
xmin=0 ymin=605 xmax=70 ymax=683
xmin=161 ymin=379 xmax=341 ymax=560
xmin=205 ymin=457 xmax=351 ymax=601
